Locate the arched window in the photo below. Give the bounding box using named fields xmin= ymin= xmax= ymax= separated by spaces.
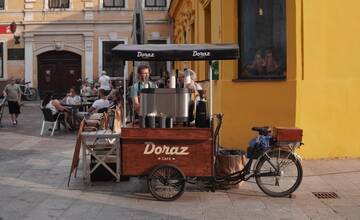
xmin=238 ymin=0 xmax=287 ymax=80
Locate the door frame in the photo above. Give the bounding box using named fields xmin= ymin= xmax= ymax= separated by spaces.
xmin=98 ymin=37 xmax=128 ymax=79
xmin=37 ymin=50 xmax=82 ymax=98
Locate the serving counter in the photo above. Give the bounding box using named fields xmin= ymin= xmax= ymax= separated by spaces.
xmin=121 ymin=127 xmax=214 ymax=177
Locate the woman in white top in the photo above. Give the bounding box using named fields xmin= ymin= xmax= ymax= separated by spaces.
xmin=42 ymin=92 xmax=70 ymax=122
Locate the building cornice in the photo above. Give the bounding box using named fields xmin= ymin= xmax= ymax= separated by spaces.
xmin=22 ymin=20 xmax=169 ymax=25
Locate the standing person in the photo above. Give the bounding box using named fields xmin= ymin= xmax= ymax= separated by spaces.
xmin=130 ymin=64 xmax=157 ymax=114
xmin=110 ymin=90 xmax=123 ymax=110
xmin=98 ymin=70 xmax=111 ymax=96
xmin=3 ymin=77 xmax=22 ymax=125
xmin=108 ymin=81 xmax=118 ymax=100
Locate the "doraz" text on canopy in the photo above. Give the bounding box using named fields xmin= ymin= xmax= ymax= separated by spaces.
xmin=137 ymin=51 xmax=155 ymax=58
xmin=193 ymin=51 xmax=211 ymax=57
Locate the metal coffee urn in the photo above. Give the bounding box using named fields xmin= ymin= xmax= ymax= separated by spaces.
xmin=140 ymin=88 xmax=191 ymax=124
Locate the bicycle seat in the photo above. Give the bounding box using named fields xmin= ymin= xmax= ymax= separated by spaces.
xmin=251 ymin=126 xmax=271 ymax=135
xmin=25 ymin=82 xmax=31 ymax=85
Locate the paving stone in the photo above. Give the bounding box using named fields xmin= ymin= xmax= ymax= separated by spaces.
xmin=0 ymin=104 xmax=360 ymax=220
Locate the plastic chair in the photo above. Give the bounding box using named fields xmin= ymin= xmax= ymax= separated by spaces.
xmin=40 ymin=108 xmax=64 ymax=136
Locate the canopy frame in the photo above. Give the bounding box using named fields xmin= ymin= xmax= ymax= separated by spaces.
xmin=113 ymin=43 xmax=240 ymax=127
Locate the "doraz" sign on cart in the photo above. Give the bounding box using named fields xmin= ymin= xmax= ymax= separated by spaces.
xmin=144 ymin=142 xmax=190 ymax=156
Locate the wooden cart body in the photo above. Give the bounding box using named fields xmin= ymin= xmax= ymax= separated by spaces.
xmin=121 ymin=127 xmax=214 ymax=177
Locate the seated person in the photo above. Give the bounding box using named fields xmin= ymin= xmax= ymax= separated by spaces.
xmin=42 ymin=92 xmax=70 ymax=126
xmin=81 ymin=81 xmax=93 ymax=96
xmin=62 ymin=87 xmax=81 ymax=105
xmin=77 ymin=89 xmax=110 ymax=120
xmin=109 ymin=90 xmax=123 ymax=110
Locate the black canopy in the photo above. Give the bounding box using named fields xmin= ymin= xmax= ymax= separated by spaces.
xmin=112 ymin=44 xmax=240 ymax=61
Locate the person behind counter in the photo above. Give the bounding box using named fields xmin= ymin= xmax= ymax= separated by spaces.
xmin=130 ymin=64 xmax=157 ymax=114
xmin=184 ymin=68 xmax=202 ymax=92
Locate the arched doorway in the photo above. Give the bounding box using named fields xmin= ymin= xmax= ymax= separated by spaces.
xmin=38 ymin=51 xmax=81 ymax=98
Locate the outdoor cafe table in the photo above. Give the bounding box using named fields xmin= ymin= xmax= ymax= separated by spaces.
xmin=62 ymin=102 xmax=93 ymax=128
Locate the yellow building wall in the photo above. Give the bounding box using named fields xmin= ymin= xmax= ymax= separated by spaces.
xmin=170 ymin=0 xmax=360 ymax=159
xmin=171 ymin=0 xmax=297 ymax=152
xmin=296 ymin=0 xmax=360 ymax=158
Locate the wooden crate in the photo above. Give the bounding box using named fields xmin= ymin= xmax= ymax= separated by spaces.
xmin=273 ymin=127 xmax=303 ymax=142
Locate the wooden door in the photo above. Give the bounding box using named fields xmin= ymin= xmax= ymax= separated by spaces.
xmin=38 ymin=51 xmax=81 ymax=98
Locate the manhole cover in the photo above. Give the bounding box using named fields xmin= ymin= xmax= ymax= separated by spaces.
xmin=313 ymin=192 xmax=339 ymax=199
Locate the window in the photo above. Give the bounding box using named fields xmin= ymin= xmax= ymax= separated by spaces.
xmin=0 ymin=0 xmax=4 ymax=10
xmin=49 ymin=0 xmax=70 ymax=9
xmin=102 ymin=41 xmax=125 ymax=77
xmin=103 ymin=0 xmax=125 ymax=8
xmin=147 ymin=40 xmax=167 ymax=77
xmin=8 ymin=49 xmax=24 ymax=60
xmin=145 ymin=0 xmax=166 ymax=8
xmin=238 ymin=0 xmax=287 ymax=80
xmin=0 ymin=43 xmax=3 ymax=78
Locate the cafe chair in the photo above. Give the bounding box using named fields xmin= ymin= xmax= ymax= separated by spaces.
xmin=40 ymin=108 xmax=65 ymax=136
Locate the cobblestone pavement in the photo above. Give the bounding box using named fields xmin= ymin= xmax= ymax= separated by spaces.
xmin=0 ymin=103 xmax=360 ymax=220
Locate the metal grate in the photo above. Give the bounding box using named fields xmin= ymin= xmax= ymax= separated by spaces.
xmin=312 ymin=192 xmax=339 ymax=199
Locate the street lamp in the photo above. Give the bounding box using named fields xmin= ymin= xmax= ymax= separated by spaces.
xmin=10 ymin=21 xmax=20 ymax=44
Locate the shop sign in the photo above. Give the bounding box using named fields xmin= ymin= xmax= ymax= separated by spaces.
xmin=193 ymin=50 xmax=211 ymax=57
xmin=137 ymin=51 xmax=155 ymax=58
xmin=143 ymin=142 xmax=190 ymax=156
xmin=0 ymin=25 xmax=11 ymax=34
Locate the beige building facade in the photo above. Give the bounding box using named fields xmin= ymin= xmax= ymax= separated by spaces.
xmin=0 ymin=0 xmax=171 ymax=96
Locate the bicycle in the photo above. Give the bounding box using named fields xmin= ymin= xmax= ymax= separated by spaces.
xmin=209 ymin=114 xmax=304 ymax=197
xmin=19 ymin=81 xmax=38 ymax=101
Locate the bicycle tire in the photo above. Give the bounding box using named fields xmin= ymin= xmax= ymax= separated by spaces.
xmin=25 ymin=88 xmax=38 ymax=101
xmin=255 ymin=149 xmax=303 ymax=197
xmin=147 ymin=164 xmax=186 ymax=201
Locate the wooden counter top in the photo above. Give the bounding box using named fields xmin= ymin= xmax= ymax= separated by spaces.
xmin=121 ymin=127 xmax=213 ymax=141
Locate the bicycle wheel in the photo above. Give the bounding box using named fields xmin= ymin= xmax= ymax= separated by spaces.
xmin=25 ymin=88 xmax=38 ymax=101
xmin=255 ymin=149 xmax=303 ymax=197
xmin=147 ymin=164 xmax=186 ymax=201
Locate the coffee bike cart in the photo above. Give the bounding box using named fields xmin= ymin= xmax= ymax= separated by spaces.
xmin=112 ymin=44 xmax=304 ymax=201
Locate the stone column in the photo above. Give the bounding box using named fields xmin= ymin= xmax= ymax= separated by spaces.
xmin=24 ymin=36 xmax=34 ymax=86
xmin=84 ymin=35 xmax=94 ymax=83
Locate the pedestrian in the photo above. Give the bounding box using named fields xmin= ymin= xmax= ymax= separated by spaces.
xmin=2 ymin=77 xmax=22 ymax=125
xmin=98 ymin=70 xmax=111 ymax=96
